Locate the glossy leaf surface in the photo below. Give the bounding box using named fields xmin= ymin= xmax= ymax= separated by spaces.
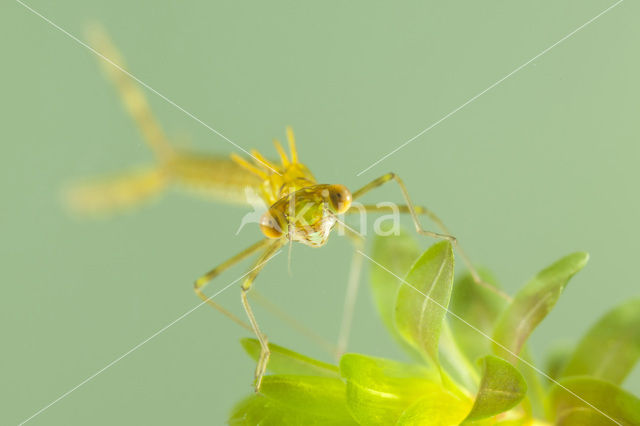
xmin=340 ymin=353 xmax=440 ymax=425
xmin=550 ymin=377 xmax=640 ymax=426
xmin=464 ymin=355 xmax=527 ymax=422
xmin=395 ymin=241 xmax=455 ymax=366
xmin=492 ymin=252 xmax=589 ymax=362
xmin=241 ymin=338 xmax=338 ymax=377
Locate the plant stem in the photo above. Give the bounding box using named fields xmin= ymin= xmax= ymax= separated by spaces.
xmin=441 ymin=321 xmax=480 ymax=389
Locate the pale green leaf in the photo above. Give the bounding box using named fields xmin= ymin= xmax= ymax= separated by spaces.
xmin=241 ymin=338 xmax=338 ymax=377
xmin=556 ymin=408 xmax=615 ymax=426
xmin=550 ymin=377 xmax=640 ymax=426
xmin=464 ymin=355 xmax=528 ymax=422
xmin=449 ymin=269 xmax=506 ymax=363
xmin=229 ymin=376 xmax=357 ymax=425
xmin=370 ymin=231 xmax=423 ymax=358
xmin=518 ymin=347 xmax=548 ymax=418
xmin=340 ymin=353 xmax=440 ymax=425
xmin=229 ymin=394 xmax=280 ymax=426
xmin=230 ymin=394 xmax=341 ymax=425
xmin=562 ymin=298 xmax=640 ymax=384
xmin=396 ymin=388 xmax=471 ymax=426
xmin=259 ymin=375 xmax=353 ymax=422
xmin=370 ymin=230 xmax=421 ymax=333
xmin=395 ymin=241 xmax=455 ymax=365
xmin=492 ymin=252 xmax=589 ymax=362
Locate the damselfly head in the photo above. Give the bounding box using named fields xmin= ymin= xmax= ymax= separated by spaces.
xmin=258 ymin=185 xmax=350 ymax=247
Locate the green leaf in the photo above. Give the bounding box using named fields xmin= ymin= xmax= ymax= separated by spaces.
xmin=493 ymin=419 xmax=530 ymax=426
xmin=449 ymin=269 xmax=507 ymax=363
xmin=229 ymin=376 xmax=357 ymax=426
xmin=340 ymin=353 xmax=440 ymax=425
xmin=556 ymin=408 xmax=615 ymax=426
xmin=259 ymin=375 xmax=353 ymax=422
xmin=230 ymin=393 xmax=330 ymax=426
xmin=370 ymin=231 xmax=423 ymax=358
xmin=517 ymin=347 xmax=549 ymax=419
xmin=492 ymin=252 xmax=589 ymax=362
xmin=370 ymin=230 xmax=421 ymax=333
xmin=241 ymin=338 xmax=338 ymax=377
xmin=544 ymin=343 xmax=573 ymax=382
xmin=395 ymin=241 xmax=455 ymax=366
xmin=550 ymin=377 xmax=640 ymax=426
xmin=464 ymin=355 xmax=528 ymax=422
xmin=396 ymin=388 xmax=471 ymax=426
xmin=229 ymin=394 xmax=278 ymax=425
xmin=562 ymin=298 xmax=640 ymax=384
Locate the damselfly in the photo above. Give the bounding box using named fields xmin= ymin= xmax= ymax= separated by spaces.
xmin=68 ymin=26 xmax=500 ymax=391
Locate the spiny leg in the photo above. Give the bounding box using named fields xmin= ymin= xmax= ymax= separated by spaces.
xmin=194 ymin=239 xmax=272 ymax=331
xmin=240 ymin=240 xmax=284 ymax=391
xmin=335 ymin=222 xmax=365 ymax=359
xmin=351 ymin=173 xmax=510 ymax=301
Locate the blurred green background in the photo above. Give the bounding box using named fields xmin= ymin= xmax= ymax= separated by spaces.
xmin=2 ymin=0 xmax=639 ymax=424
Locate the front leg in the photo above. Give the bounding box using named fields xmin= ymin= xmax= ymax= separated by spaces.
xmin=353 ymin=173 xmax=455 ymax=242
xmin=351 ymin=173 xmax=510 ymax=301
xmin=239 ymin=239 xmax=284 ymax=391
xmin=193 ymin=238 xmax=272 ymax=331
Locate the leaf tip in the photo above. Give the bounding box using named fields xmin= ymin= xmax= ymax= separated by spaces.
xmin=574 ymin=251 xmax=589 ymax=266
xmin=240 ymin=338 xmax=259 ymax=357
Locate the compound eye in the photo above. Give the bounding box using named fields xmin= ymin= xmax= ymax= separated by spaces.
xmin=259 ymin=211 xmax=283 ymax=239
xmin=328 ymin=184 xmax=352 ymax=214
